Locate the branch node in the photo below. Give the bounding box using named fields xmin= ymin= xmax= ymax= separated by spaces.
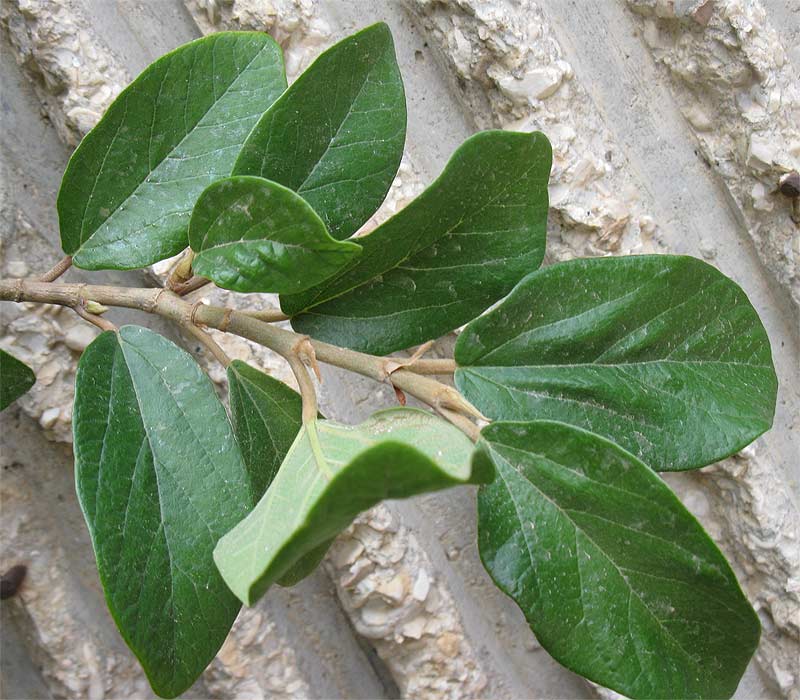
xmin=382 ymin=340 xmax=434 ymax=379
xmin=217 ymin=307 xmax=233 ymax=333
xmin=189 ymin=300 xmax=210 ymax=328
xmin=75 ymin=300 xmax=117 ymax=332
xmin=292 ymin=336 xmax=321 ymax=382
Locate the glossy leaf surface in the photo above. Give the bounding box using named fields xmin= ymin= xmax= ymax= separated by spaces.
xmin=283 ymin=130 xmax=551 ymax=355
xmin=59 ymin=33 xmax=286 ymax=270
xmin=234 ymin=22 xmax=405 ymax=240
xmin=477 ymin=421 xmax=759 ymax=699
xmin=215 ymin=408 xmax=493 ymax=605
xmin=227 ymin=359 xmax=303 ymax=496
xmin=189 ymin=177 xmax=360 ymax=293
xmin=456 ymin=255 xmax=777 ymax=471
xmin=73 ymin=326 xmax=253 ymax=697
xmin=0 ymin=349 xmax=35 ymax=410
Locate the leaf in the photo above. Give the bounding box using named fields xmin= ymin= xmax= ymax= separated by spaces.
xmin=282 ymin=130 xmax=552 ymax=355
xmin=189 ymin=177 xmax=361 ymax=293
xmin=477 ymin=420 xmax=759 ymax=700
xmin=1 ymin=349 xmax=35 ymax=410
xmin=234 ymin=22 xmax=405 ymax=240
xmin=455 ymin=255 xmax=777 ymax=471
xmin=59 ymin=33 xmax=287 ymax=271
xmin=73 ymin=326 xmax=254 ymax=698
xmin=227 ymin=359 xmax=303 ymax=497
xmin=214 ymin=408 xmax=493 ymax=605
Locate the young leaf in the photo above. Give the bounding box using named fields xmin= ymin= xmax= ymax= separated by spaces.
xmin=455 ymin=255 xmax=777 ymax=471
xmin=59 ymin=33 xmax=287 ymax=271
xmin=214 ymin=408 xmax=493 ymax=605
xmin=282 ymin=130 xmax=552 ymax=355
xmin=477 ymin=421 xmax=759 ymax=700
xmin=234 ymin=22 xmax=405 ymax=240
xmin=227 ymin=359 xmax=303 ymax=496
xmin=1 ymin=349 xmax=35 ymax=410
xmin=189 ymin=177 xmax=361 ymax=293
xmin=73 ymin=326 xmax=255 ymax=698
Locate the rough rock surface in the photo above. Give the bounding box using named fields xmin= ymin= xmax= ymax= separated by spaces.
xmin=406 ymin=0 xmax=666 ymax=261
xmin=325 ymin=506 xmax=487 ymax=699
xmin=628 ymin=0 xmax=800 ymax=311
xmin=1 ymin=0 xmax=128 ymax=145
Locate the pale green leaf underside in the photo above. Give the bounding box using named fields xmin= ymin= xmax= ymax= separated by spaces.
xmin=189 ymin=177 xmax=360 ymax=293
xmin=455 ymin=255 xmax=777 ymax=471
xmin=59 ymin=32 xmax=286 ymax=270
xmin=478 ymin=420 xmax=759 ymax=700
xmin=73 ymin=326 xmax=253 ymax=698
xmin=234 ymin=22 xmax=406 ymax=240
xmin=1 ymin=348 xmax=36 ymax=411
xmin=283 ymin=130 xmax=552 ymax=355
xmin=215 ymin=408 xmax=493 ymax=605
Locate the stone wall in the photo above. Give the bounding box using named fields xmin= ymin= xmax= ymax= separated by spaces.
xmin=1 ymin=1 xmax=797 ymax=699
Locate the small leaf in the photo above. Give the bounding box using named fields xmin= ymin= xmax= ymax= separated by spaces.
xmin=455 ymin=255 xmax=777 ymax=471
xmin=74 ymin=326 xmax=254 ymax=698
xmin=59 ymin=33 xmax=286 ymax=270
xmin=189 ymin=177 xmax=361 ymax=293
xmin=282 ymin=130 xmax=552 ymax=355
xmin=1 ymin=349 xmax=35 ymax=410
xmin=214 ymin=408 xmax=492 ymax=605
xmin=477 ymin=420 xmax=759 ymax=700
xmin=227 ymin=359 xmax=303 ymax=496
xmin=234 ymin=22 xmax=406 ymax=240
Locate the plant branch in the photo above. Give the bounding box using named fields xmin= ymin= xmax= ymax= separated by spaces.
xmin=437 ymin=406 xmax=480 ymax=442
xmin=0 ymin=279 xmax=484 ymax=433
xmin=74 ymin=301 xmax=117 ymax=332
xmin=38 ymin=255 xmax=73 ymax=282
xmin=166 ymin=249 xmax=195 ymax=290
xmin=399 ymin=358 xmax=456 ymax=375
xmin=182 ymin=322 xmax=231 ymax=368
xmin=242 ymin=308 xmax=290 ymax=322
xmin=172 ymin=275 xmax=211 ymax=296
xmin=286 ymin=348 xmax=318 ymax=424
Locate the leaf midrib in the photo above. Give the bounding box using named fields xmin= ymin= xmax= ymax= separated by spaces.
xmin=491 ymin=448 xmax=703 ymax=678
xmin=288 ymin=142 xmax=542 ymax=314
xmin=79 ymin=37 xmax=272 ymax=249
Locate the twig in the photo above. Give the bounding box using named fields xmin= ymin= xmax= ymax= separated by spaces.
xmin=182 ymin=322 xmax=231 ymax=368
xmin=0 ymin=279 xmax=485 ymax=436
xmin=165 ymin=249 xmax=194 ymax=290
xmin=38 ymin=255 xmax=72 ymax=282
xmin=242 ymin=308 xmax=290 ymax=322
xmin=287 ymin=349 xmax=318 ymax=423
xmin=74 ymin=301 xmax=117 ymax=332
xmin=396 ymin=358 xmax=456 ymax=375
xmin=437 ymin=406 xmax=480 ymax=442
xmin=172 ymin=275 xmax=211 ymax=296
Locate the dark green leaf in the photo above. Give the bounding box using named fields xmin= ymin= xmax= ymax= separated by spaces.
xmin=1 ymin=349 xmax=35 ymax=410
xmin=227 ymin=359 xmax=303 ymax=496
xmin=234 ymin=22 xmax=405 ymax=240
xmin=455 ymin=255 xmax=777 ymax=471
xmin=477 ymin=420 xmax=759 ymax=700
xmin=282 ymin=130 xmax=552 ymax=355
xmin=59 ymin=33 xmax=286 ymax=270
xmin=189 ymin=177 xmax=361 ymax=293
xmin=74 ymin=326 xmax=254 ymax=698
xmin=215 ymin=408 xmax=492 ymax=605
